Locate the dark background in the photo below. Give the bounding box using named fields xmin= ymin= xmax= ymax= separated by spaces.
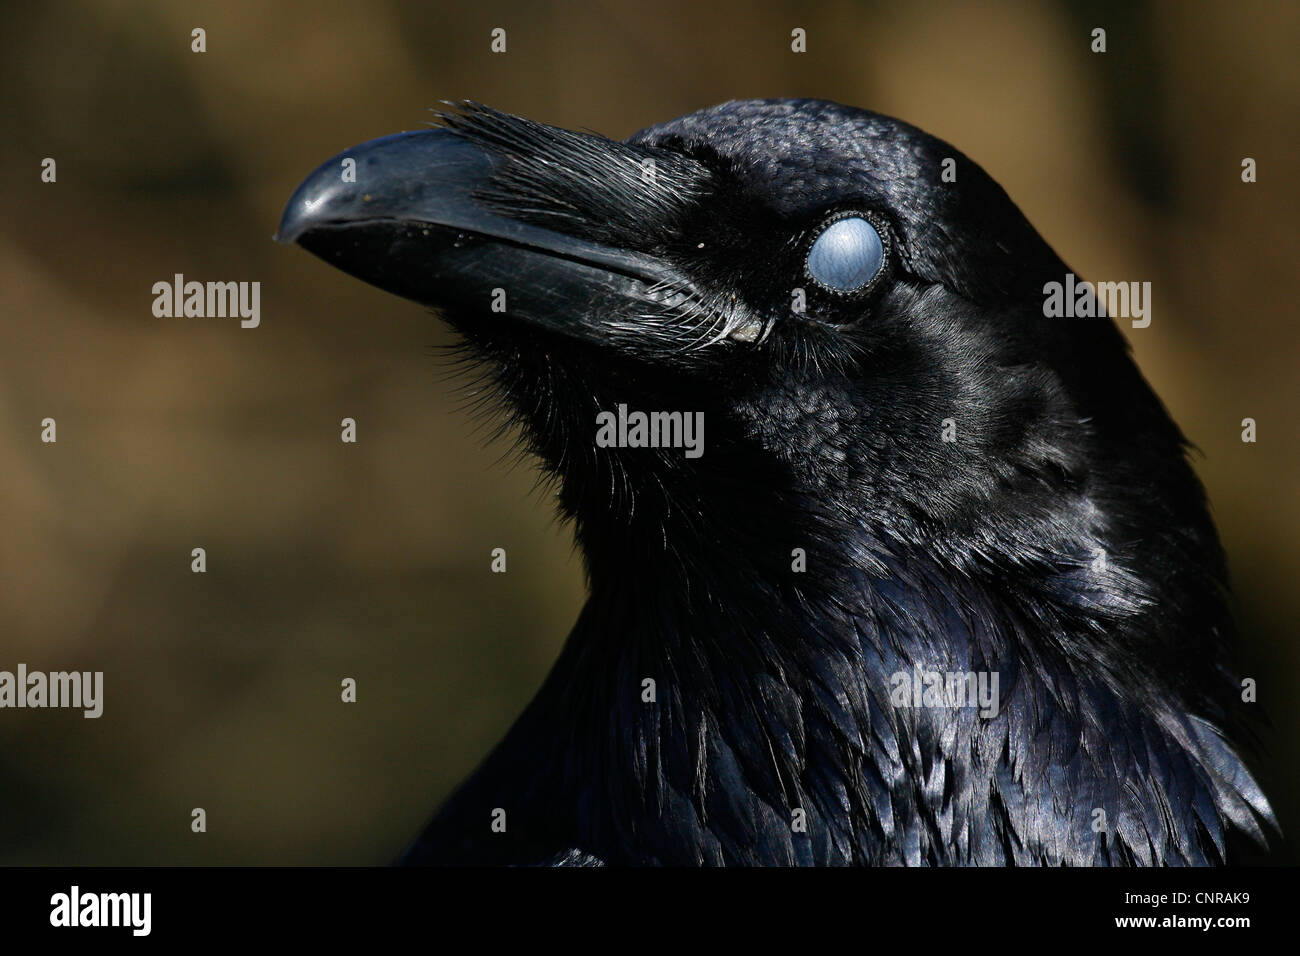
xmin=1 ymin=0 xmax=1295 ymax=864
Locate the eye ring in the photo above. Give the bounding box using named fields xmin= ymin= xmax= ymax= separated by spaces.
xmin=804 ymin=210 xmax=891 ymax=296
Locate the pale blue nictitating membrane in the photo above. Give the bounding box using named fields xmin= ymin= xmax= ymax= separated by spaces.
xmin=807 ymin=216 xmax=883 ymax=291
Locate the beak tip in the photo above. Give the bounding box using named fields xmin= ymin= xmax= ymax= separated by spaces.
xmin=276 ymin=129 xmax=461 ymax=252
xmin=272 ymin=219 xmax=302 ymax=246
xmin=275 ymin=187 xmax=322 ymax=246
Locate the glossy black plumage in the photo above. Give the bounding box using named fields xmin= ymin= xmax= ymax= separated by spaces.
xmin=279 ymin=99 xmax=1274 ymax=865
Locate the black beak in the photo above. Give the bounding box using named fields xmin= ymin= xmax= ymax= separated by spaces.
xmin=276 ymin=128 xmax=695 ymax=345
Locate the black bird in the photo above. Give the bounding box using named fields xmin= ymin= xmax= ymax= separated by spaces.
xmin=277 ymin=99 xmax=1274 ymax=865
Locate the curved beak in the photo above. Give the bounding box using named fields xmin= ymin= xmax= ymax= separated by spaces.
xmin=276 ymin=128 xmax=692 ymax=346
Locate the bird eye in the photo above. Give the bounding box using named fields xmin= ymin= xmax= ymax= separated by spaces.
xmin=806 ymin=215 xmax=884 ymax=293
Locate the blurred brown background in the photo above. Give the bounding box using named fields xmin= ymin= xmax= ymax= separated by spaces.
xmin=0 ymin=0 xmax=1295 ymax=864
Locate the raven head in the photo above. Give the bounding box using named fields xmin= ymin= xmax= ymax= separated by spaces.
xmin=277 ymin=101 xmax=1130 ymax=560
xmin=280 ymin=100 xmax=1272 ymax=865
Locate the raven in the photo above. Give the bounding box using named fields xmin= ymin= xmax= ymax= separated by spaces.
xmin=278 ymin=99 xmax=1274 ymax=865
